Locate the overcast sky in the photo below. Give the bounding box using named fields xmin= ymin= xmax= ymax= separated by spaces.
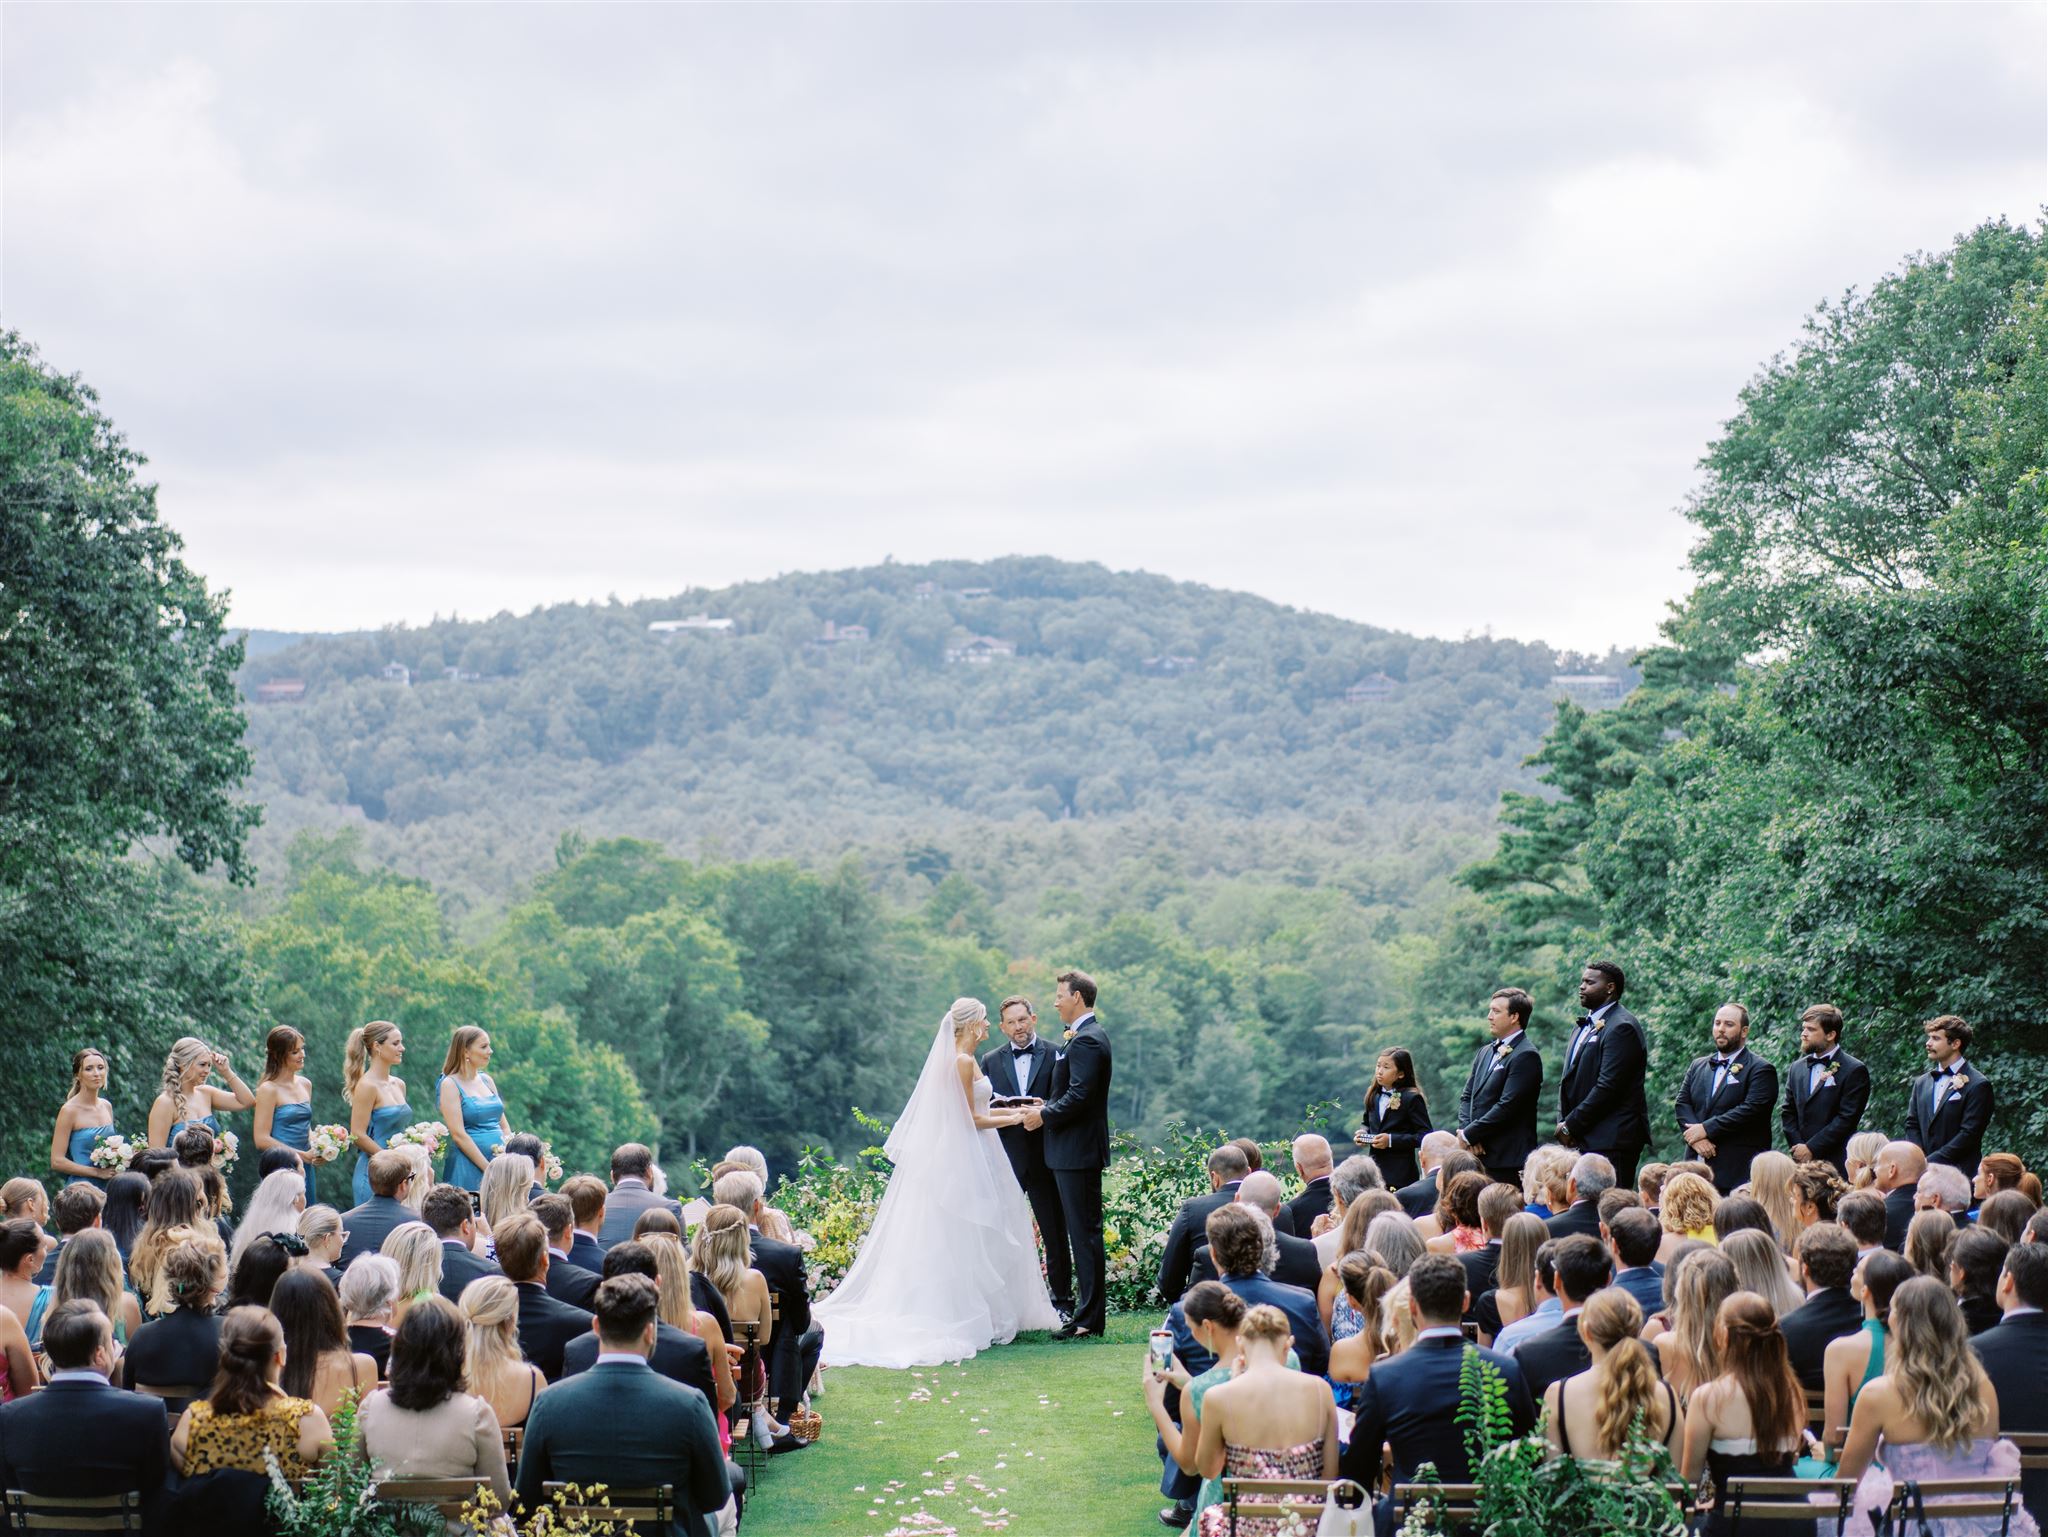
xmin=5 ymin=6 xmax=2042 ymax=653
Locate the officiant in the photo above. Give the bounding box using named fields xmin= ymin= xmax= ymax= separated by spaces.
xmin=981 ymin=995 xmax=1073 ymax=1321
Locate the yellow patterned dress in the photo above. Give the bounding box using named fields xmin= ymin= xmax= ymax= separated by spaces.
xmin=181 ymin=1396 xmax=320 ymax=1479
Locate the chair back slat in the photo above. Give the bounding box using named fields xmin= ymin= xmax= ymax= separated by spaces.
xmin=2 ymin=1490 xmax=145 ymax=1534
xmin=1725 ymin=1475 xmax=1857 ymax=1537
xmin=376 ymin=1478 xmax=492 ymax=1518
xmin=540 ymin=1481 xmax=674 ymax=1524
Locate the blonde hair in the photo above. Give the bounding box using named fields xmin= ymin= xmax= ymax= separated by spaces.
xmin=460 ymin=1275 xmax=525 ymax=1403
xmin=1886 ymin=1278 xmax=1992 ymax=1453
xmin=441 ymin=1026 xmax=489 ymax=1078
xmin=644 ymin=1232 xmax=697 ymax=1332
xmin=1523 ymin=1146 xmax=1573 ymax=1210
xmin=1379 ymin=1278 xmax=1418 ymax=1356
xmin=52 ymin=1228 xmax=125 ymax=1323
xmin=1659 ymin=1173 xmax=1719 ymax=1235
xmin=343 ymin=1021 xmax=400 ymax=1098
xmin=480 ymin=1154 xmax=536 ymax=1234
xmin=692 ymin=1204 xmax=753 ymax=1297
xmin=0 ymin=1179 xmax=46 ymax=1220
xmin=1496 ymin=1212 xmax=1547 ymax=1308
xmin=1846 ymin=1131 xmax=1888 ymax=1189
xmin=391 ymin=1144 xmax=433 ymax=1213
xmin=298 ymin=1205 xmax=343 ymax=1251
xmin=1722 ymin=1228 xmax=1803 ymax=1317
xmin=1747 ymin=1152 xmax=1800 ymax=1249
xmin=1668 ymin=1248 xmax=1738 ymax=1395
xmin=948 ymin=997 xmax=988 ymax=1039
xmin=1582 ymin=1288 xmax=1659 ymax=1455
xmin=159 ymin=1037 xmax=214 ymax=1110
xmin=381 ymin=1220 xmax=443 ymax=1299
xmin=1238 ymin=1303 xmax=1292 ymax=1357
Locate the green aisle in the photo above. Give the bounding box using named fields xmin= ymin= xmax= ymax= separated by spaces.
xmin=744 ymin=1315 xmax=1166 ymax=1536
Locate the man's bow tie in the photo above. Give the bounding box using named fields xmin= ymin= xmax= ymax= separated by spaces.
xmin=1010 ymin=1045 xmax=1036 ymax=1057
xmin=1805 ymin=1053 xmax=1831 ymax=1065
xmin=1713 ymin=1056 xmax=1732 ymax=1067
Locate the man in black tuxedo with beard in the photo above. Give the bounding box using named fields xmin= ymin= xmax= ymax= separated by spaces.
xmin=1781 ymin=1004 xmax=1872 ymax=1173
xmin=1902 ymin=1015 xmax=1995 ymax=1173
xmin=1556 ymin=960 xmax=1650 ymax=1190
xmin=980 ymin=993 xmax=1072 ymax=1321
xmin=1022 ymin=970 xmax=1112 ymax=1339
xmin=1457 ymin=988 xmax=1543 ymax=1186
xmin=1674 ymin=1003 xmax=1780 ymax=1195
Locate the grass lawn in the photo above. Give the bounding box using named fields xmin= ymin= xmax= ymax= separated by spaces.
xmin=744 ymin=1313 xmax=1166 ymax=1536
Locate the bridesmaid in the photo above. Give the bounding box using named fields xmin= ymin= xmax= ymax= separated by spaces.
xmin=253 ymin=1026 xmax=321 ymax=1208
xmin=1355 ymin=1047 xmax=1432 ymax=1188
xmin=50 ymin=1048 xmax=119 ymax=1186
xmin=146 ymin=1037 xmax=254 ymax=1150
xmin=346 ymin=1021 xmax=411 ymax=1206
xmin=437 ymin=1027 xmax=509 ymax=1191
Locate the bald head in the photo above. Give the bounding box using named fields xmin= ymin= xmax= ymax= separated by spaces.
xmin=1291 ymin=1135 xmax=1332 ymax=1181
xmin=1238 ymin=1171 xmax=1285 ymax=1217
xmin=1875 ymin=1141 xmax=1927 ymax=1193
xmin=1419 ymin=1131 xmax=1461 ymax=1173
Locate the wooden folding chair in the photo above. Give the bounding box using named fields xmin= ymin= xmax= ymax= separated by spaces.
xmin=1724 ymin=1476 xmax=1858 ymax=1536
xmin=2008 ymin=1431 xmax=2048 ymax=1475
xmin=1886 ymin=1476 xmax=2018 ymax=1531
xmin=540 ymin=1482 xmax=673 ymax=1529
xmin=500 ymin=1423 xmax=523 ymax=1473
xmin=1393 ymin=1482 xmax=1482 ymax=1533
xmin=1 ymin=1491 xmax=145 ymax=1534
xmin=1220 ymin=1479 xmax=1351 ymax=1536
xmin=375 ymin=1478 xmax=493 ymax=1521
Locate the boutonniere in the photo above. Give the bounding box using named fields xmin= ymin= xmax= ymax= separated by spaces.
xmin=1063 ymin=1028 xmax=1076 ymax=1044
xmin=1492 ymin=1041 xmax=1512 ymax=1061
xmin=1821 ymin=1060 xmax=1840 ymax=1080
xmin=1727 ymin=1064 xmax=1743 ymax=1079
xmin=1386 ymin=1091 xmax=1402 ymax=1109
xmin=1943 ymin=1072 xmax=1967 ymax=1096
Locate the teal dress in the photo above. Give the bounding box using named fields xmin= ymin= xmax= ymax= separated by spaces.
xmin=352 ymin=1101 xmax=413 ymax=1205
xmin=167 ymin=1112 xmax=222 ymax=1144
xmin=1793 ymin=1318 xmax=1885 ymax=1478
xmin=63 ymin=1123 xmax=118 ymax=1186
xmin=438 ymin=1076 xmax=506 ymax=1190
xmin=270 ymin=1099 xmax=318 ymax=1207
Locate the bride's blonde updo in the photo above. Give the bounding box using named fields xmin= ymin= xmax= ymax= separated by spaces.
xmin=949 ymin=998 xmax=988 ymax=1038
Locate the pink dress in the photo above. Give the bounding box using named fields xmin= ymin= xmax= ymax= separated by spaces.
xmin=1196 ymin=1438 xmax=1328 ymax=1537
xmin=1827 ymin=1439 xmax=2038 ymax=1537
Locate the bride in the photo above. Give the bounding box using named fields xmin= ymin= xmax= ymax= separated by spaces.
xmin=813 ymin=997 xmax=1063 ymax=1367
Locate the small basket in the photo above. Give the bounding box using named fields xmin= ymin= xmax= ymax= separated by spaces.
xmin=787 ymin=1406 xmax=822 ymax=1445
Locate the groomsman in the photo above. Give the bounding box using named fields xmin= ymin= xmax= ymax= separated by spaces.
xmin=1555 ymin=960 xmax=1650 ymax=1189
xmin=1902 ymin=1015 xmax=1995 ymax=1172
xmin=1457 ymin=988 xmax=1543 ymax=1186
xmin=979 ymin=994 xmax=1072 ymax=1320
xmin=1780 ymin=1005 xmax=1872 ymax=1171
xmin=1673 ymin=1003 xmax=1780 ymax=1195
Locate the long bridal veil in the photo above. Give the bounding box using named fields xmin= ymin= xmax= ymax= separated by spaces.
xmin=814 ymin=1004 xmax=1057 ymax=1367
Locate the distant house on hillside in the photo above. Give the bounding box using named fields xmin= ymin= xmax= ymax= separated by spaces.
xmin=1553 ymin=673 xmax=1627 ymax=707
xmin=648 ymin=614 xmax=735 ymax=637
xmin=380 ymin=662 xmax=411 ymax=687
xmin=442 ymin=666 xmax=481 ymax=682
xmin=912 ymin=581 xmax=939 ymax=602
xmin=956 ymin=586 xmax=995 ymax=600
xmin=1345 ymin=672 xmax=1399 ymax=704
xmin=805 ymin=621 xmax=871 ymax=657
xmin=945 ymin=635 xmax=1016 ymax=665
xmin=252 ymin=678 xmax=307 ymax=704
xmin=1142 ymin=655 xmax=1199 ymax=677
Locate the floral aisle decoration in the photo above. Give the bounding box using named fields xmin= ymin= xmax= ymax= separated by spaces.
xmin=265 ymin=1395 xmax=440 ymax=1537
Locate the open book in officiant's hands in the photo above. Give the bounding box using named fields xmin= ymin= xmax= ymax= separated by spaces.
xmin=988 ymin=1095 xmax=1043 ymax=1108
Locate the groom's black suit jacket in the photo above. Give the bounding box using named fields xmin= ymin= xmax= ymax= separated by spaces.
xmin=981 ymin=1036 xmax=1059 ymax=1180
xmin=1041 ymin=1018 xmax=1112 ymax=1170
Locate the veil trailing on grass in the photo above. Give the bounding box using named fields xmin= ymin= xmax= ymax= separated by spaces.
xmin=814 ymin=1005 xmax=1060 ymax=1367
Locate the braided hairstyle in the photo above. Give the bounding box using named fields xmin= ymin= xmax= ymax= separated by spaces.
xmin=1582 ymin=1288 xmax=1659 ymax=1456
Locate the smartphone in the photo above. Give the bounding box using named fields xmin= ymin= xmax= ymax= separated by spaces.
xmin=1148 ymin=1328 xmax=1174 ymax=1373
xmin=468 ymin=1190 xmax=482 ymax=1215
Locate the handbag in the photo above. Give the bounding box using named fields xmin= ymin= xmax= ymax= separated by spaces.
xmin=1315 ymin=1479 xmax=1371 ymax=1537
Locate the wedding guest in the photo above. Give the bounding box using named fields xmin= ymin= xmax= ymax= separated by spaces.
xmin=101 ymin=1173 xmax=149 ymax=1261
xmin=1314 ymin=1155 xmax=1385 ymax=1266
xmin=421 ymin=1182 xmax=499 ymax=1302
xmin=1395 ymin=1132 xmax=1462 ymax=1220
xmin=1607 ymin=1207 xmax=1666 ymax=1316
xmin=1356 ymin=1049 xmax=1432 ymax=1190
xmin=1522 ymin=1145 xmax=1573 ymax=1223
xmin=49 ymin=1048 xmax=119 ymax=1186
xmin=345 ymin=1021 xmax=411 ymax=1207
xmin=1158 ymin=1146 xmax=1250 ymax=1304
xmin=0 ymin=1292 xmax=33 ymax=1403
xmin=1638 ymin=1162 xmax=1669 ymax=1216
xmin=479 ymin=1153 xmax=536 ymax=1255
xmin=272 ymin=1269 xmax=378 ymax=1416
xmin=561 ymin=1175 xmax=609 ymax=1272
xmin=339 ymin=1150 xmax=418 ymax=1266
xmin=0 ymin=1301 xmax=166 ymax=1528
xmin=170 ymin=1306 xmax=334 ymax=1478
xmin=391 ymin=1143 xmax=434 ymax=1214
xmin=1412 ymin=1151 xmax=1479 ymax=1243
xmin=146 ymin=1037 xmax=253 ymax=1151
xmin=721 ymin=1147 xmax=794 ymax=1243
xmin=1543 ymin=1287 xmax=1681 ymax=1461
xmin=1780 ymin=1223 xmax=1862 ymax=1391
xmin=1458 ymin=988 xmax=1543 ymax=1185
xmin=1814 ymin=1250 xmax=1914 ymax=1467
xmin=251 ymin=1026 xmax=321 ymax=1209
xmin=130 ymin=1166 xmax=222 ymax=1319
xmin=711 ymin=1169 xmax=819 ymax=1421
xmin=1657 ymin=1171 xmax=1720 ymax=1263
xmin=1837 ymin=1190 xmax=1889 ymax=1256
xmin=35 ymin=1181 xmax=103 ymax=1286
xmin=1326 ymin=1256 xmax=1393 ymax=1414
xmin=2029 ymin=1208 xmax=2048 ymax=1244
xmin=0 ymin=1182 xmax=45 ymax=1226
xmin=693 ymin=1203 xmax=772 ymax=1407
xmin=1724 ymin=1228 xmax=1804 ymax=1318
xmin=1950 ymin=1229 xmax=2007 ymax=1335
xmin=381 ymin=1220 xmax=444 ymax=1326
xmin=1655 ymin=1247 xmax=1737 ymax=1398
xmin=460 ymin=1276 xmax=546 ymax=1434
xmin=1902 ymin=1015 xmax=1995 ymax=1173
xmin=1427 ymin=1170 xmax=1490 ymax=1257
xmin=296 ymin=1204 xmax=346 ymax=1284
xmin=0 ymin=1221 xmax=51 ymax=1351
xmin=1511 ymin=1234 xmax=1612 ymax=1396
xmin=598 ymin=1143 xmax=681 ymax=1249
xmin=1186 ymin=1303 xmax=1337 ymax=1537
xmin=49 ymin=1228 xmax=141 ymax=1347
xmin=646 ymin=1234 xmax=737 ymax=1421
xmin=1169 ymin=1205 xmax=1328 ymax=1379
xmin=1845 ymin=1130 xmax=1888 ymax=1190
xmin=1556 ymin=960 xmax=1650 ymax=1188
xmin=1361 ymin=1211 xmax=1427 ymax=1282
xmin=1979 ymin=1191 xmax=2039 ymax=1248
xmin=1781 ymin=1004 xmax=1872 ymax=1172
xmin=1975 ymin=1153 xmax=2043 ymax=1208
xmin=1192 ymin=1173 xmax=1320 ymax=1290
xmin=1143 ymin=1281 xmax=1265 ymax=1532
xmin=436 ymin=1026 xmax=509 ymax=1191
xmin=1680 ymin=1292 xmax=1806 ymax=1537
xmin=225 ymin=1235 xmax=292 ymax=1311
xmin=1285 ymin=1135 xmax=1336 ymax=1236
xmin=1494 ymin=1238 xmax=1567 ymax=1355
xmin=1790 ymin=1161 xmax=1848 ymax=1232
xmin=228 ymin=1168 xmax=308 ymax=1274
xmin=1748 ymin=1152 xmax=1804 ymax=1250
xmin=119 ymin=1238 xmax=222 ymax=1414
xmin=1378 ymin=1276 xmax=1419 ymax=1357
xmin=178 ymin=1136 xmax=236 ymax=1251
xmin=1458 ymin=1183 xmax=1522 ymax=1302
xmin=1971 ymin=1243 xmax=2048 ymax=1516
xmin=561 ymin=1240 xmax=719 ymax=1409
xmin=1918 ymin=1161 xmax=1973 ymax=1230
xmin=339 ymin=1253 xmax=399 ymax=1376
xmin=1905 ymin=1211 xmax=1957 ymax=1280
xmin=1544 ymin=1154 xmax=1614 ymax=1243
xmin=1674 ymin=1003 xmax=1779 ymax=1195
xmin=527 ymin=1194 xmax=600 ymax=1309
xmin=1475 ymin=1212 xmax=1547 ymax=1345
xmin=1229 ymin=1138 xmax=1266 ymax=1177
xmin=356 ymin=1294 xmax=513 ymax=1507
xmin=493 ymin=1212 xmax=590 ymax=1380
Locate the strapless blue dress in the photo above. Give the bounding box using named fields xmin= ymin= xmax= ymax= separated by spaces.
xmin=270 ymin=1100 xmax=318 ymax=1207
xmin=352 ymin=1101 xmax=413 ymax=1205
xmin=64 ymin=1123 xmax=118 ymax=1186
xmin=168 ymin=1112 xmax=222 ymax=1145
xmin=439 ymin=1076 xmax=506 ymax=1190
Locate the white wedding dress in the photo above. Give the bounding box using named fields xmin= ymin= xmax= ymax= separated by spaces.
xmin=813 ymin=1019 xmax=1061 ymax=1367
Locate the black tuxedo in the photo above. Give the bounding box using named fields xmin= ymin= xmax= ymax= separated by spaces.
xmin=563 ymin=1319 xmax=715 ymax=1405
xmin=1458 ymin=1032 xmax=1543 ymax=1183
xmin=1903 ymin=1060 xmax=1994 ymax=1171
xmin=1780 ymin=1048 xmax=1871 ymax=1172
xmin=598 ymin=1177 xmax=681 ymax=1250
xmin=1157 ymin=1182 xmax=1242 ymax=1304
xmin=569 ymin=1231 xmax=606 ymax=1273
xmin=750 ymin=1228 xmax=821 ymax=1413
xmin=1972 ymin=1312 xmax=2048 ymax=1516
xmin=1543 ymin=1200 xmax=1601 ymax=1242
xmin=1673 ymin=1045 xmax=1780 ymax=1194
xmin=1395 ymin=1172 xmax=1439 ymax=1221
xmin=1190 ymin=1229 xmax=1322 ymax=1292
xmin=1341 ymin=1334 xmax=1535 ymax=1494
xmin=1038 ymin=1013 xmax=1113 ymax=1333
xmin=1285 ymin=1175 xmax=1333 ymax=1237
xmin=0 ymin=1375 xmax=170 ymax=1530
xmin=513 ymin=1280 xmax=594 ymax=1381
xmin=980 ymin=1036 xmax=1071 ymax=1314
xmin=1459 ymin=1241 xmax=1501 ymax=1317
xmin=1882 ymin=1187 xmax=1917 ymax=1252
xmin=1557 ymin=1003 xmax=1650 ymax=1186
xmin=545 ymin=1250 xmax=602 ymax=1311
xmin=437 ymin=1239 xmax=502 ymax=1304
xmin=1779 ymin=1287 xmax=1863 ymax=1392
xmin=1512 ymin=1311 xmax=1593 ymax=1397
xmin=1358 ymin=1089 xmax=1434 ymax=1190
xmin=339 ymin=1194 xmax=413 ymax=1267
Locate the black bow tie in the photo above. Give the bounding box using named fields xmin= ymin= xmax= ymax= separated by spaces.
xmin=1575 ymin=1015 xmax=1594 ymax=1028
xmin=1806 ymin=1053 xmax=1832 ymax=1066
xmin=1713 ymin=1056 xmax=1733 ymax=1067
xmin=1011 ymin=1045 xmax=1036 ymax=1057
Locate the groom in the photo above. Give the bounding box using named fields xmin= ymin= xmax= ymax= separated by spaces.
xmin=1022 ymin=969 xmax=1111 ymax=1339
xmin=980 ymin=994 xmax=1074 ymax=1320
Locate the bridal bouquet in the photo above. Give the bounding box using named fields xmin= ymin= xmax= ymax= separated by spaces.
xmin=537 ymin=1141 xmax=564 ymax=1185
xmin=308 ymin=1123 xmax=351 ymax=1163
xmin=88 ymin=1133 xmax=137 ymax=1173
xmin=387 ymin=1120 xmax=450 ymax=1157
xmin=215 ymin=1130 xmax=241 ymax=1172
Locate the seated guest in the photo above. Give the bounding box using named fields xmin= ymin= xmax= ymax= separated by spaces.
xmin=382 ymin=1220 xmax=446 ymax=1326
xmin=1836 ymin=1190 xmax=1890 ymax=1257
xmin=1974 ymin=1152 xmax=2042 ymax=1209
xmin=1607 ymin=1207 xmax=1666 ymax=1316
xmin=339 ymin=1253 xmax=400 ymax=1376
xmin=391 ymin=1144 xmax=435 ymax=1215
xmin=1790 ymin=1161 xmax=1848 ymax=1233
xmin=339 ymin=1151 xmax=417 ymax=1266
xmin=1905 ymin=1210 xmax=1957 ymax=1280
xmin=1950 ymin=1229 xmax=2008 ymax=1336
xmin=1780 ymin=1223 xmax=1863 ymax=1391
xmin=1341 ymin=1254 xmax=1535 ymax=1502
xmin=2031 ymin=1208 xmax=2048 ymax=1245
xmin=710 ymin=1170 xmax=819 ymax=1422
xmin=0 ymin=1222 xmax=52 ymax=1353
xmin=1157 ymin=1146 xmax=1251 ymax=1303
xmin=1457 ymin=1183 xmax=1522 ymax=1305
xmin=693 ymin=1204 xmax=776 ymax=1428
xmin=1191 ymin=1173 xmax=1320 ymax=1290
xmin=1413 ymin=1153 xmax=1479 ymax=1244
xmin=1286 ymin=1135 xmax=1337 ymax=1235
xmin=1229 ymin=1138 xmax=1267 ymax=1177
xmin=357 ymin=1294 xmax=513 ymax=1508
xmin=1638 ymin=1162 xmax=1669 ymax=1217
xmin=1723 ymin=1229 xmax=1805 ymax=1318
xmin=1326 ymin=1257 xmax=1394 ymax=1413
xmin=1971 ymin=1243 xmax=2048 ymax=1517
xmin=1979 ymin=1191 xmax=2039 ymax=1248
xmin=1396 ymin=1132 xmax=1463 ymax=1221
xmin=224 ymin=1234 xmax=292 ymax=1311
xmin=515 ymin=1274 xmax=730 ymax=1537
xmin=0 ymin=1301 xmax=168 ymax=1527
xmin=1475 ymin=1213 xmax=1548 ymax=1345
xmin=478 ymin=1155 xmax=535 ymax=1258
xmin=460 ymin=1276 xmax=546 ymax=1433
xmin=228 ymin=1169 xmax=309 ymax=1275
xmin=1655 ymin=1248 xmax=1737 ymax=1398
xmin=1679 ymin=1292 xmax=1806 ymax=1535
xmin=1542 ymin=1288 xmax=1681 ymax=1461
xmin=1815 ymin=1250 xmax=1915 ymax=1468
xmin=1747 ymin=1152 xmax=1804 ymax=1250
xmin=100 ymin=1172 xmax=149 ymax=1263
xmin=561 ymin=1175 xmax=610 ymax=1272
xmin=1511 ymin=1235 xmax=1612 ymax=1396
xmin=1872 ymin=1141 xmax=1927 ymax=1251
xmin=1492 ymin=1237 xmax=1564 ymax=1355
xmin=1143 ymin=1282 xmax=1263 ymax=1531
xmin=0 ymin=1181 xmax=45 ymax=1226
xmin=1187 ymin=1304 xmax=1338 ymax=1536
xmin=422 ymin=1182 xmax=500 ymax=1303
xmin=532 ymin=1194 xmax=602 ymax=1309
xmin=1657 ymin=1172 xmax=1720 ymax=1263
xmin=503 ymin=1134 xmax=547 ymax=1202
xmin=1711 ymin=1196 xmax=1775 ymax=1246
xmin=1544 ymin=1155 xmax=1614 ymax=1243
xmin=644 ymin=1235 xmax=736 ymax=1424
xmin=1315 ymin=1200 xmax=1407 ymax=1334
xmin=598 ymin=1143 xmax=681 ymax=1249
xmin=1643 ymin=1238 xmax=1707 ymax=1341
xmin=1845 ymin=1131 xmax=1887 ymax=1191
xmin=1313 ymin=1156 xmax=1385 ymax=1265
xmin=171 ymin=1305 xmax=335 ymax=1478
xmin=50 ymin=1228 xmax=141 ymax=1347
xmin=272 ymin=1269 xmax=378 ymax=1416
xmin=1426 ymin=1170 xmax=1491 ymax=1256
xmin=120 ymin=1237 xmax=223 ymax=1412
xmin=493 ymin=1213 xmax=590 ymax=1380
xmin=721 ymin=1146 xmax=794 ymax=1242
xmin=34 ymin=1181 xmax=104 ymax=1286
xmin=561 ymin=1240 xmax=714 ymax=1401
xmin=1918 ymin=1162 xmax=1974 ymax=1233
xmin=1521 ymin=1145 xmax=1574 ymax=1224
xmin=295 ymin=1205 xmax=346 ymax=1284
xmin=1167 ymin=1205 xmax=1329 ymax=1380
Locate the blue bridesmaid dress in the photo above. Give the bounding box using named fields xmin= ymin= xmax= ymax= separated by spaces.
xmin=167 ymin=1112 xmax=223 ymax=1144
xmin=270 ymin=1100 xmax=318 ymax=1207
xmin=352 ymin=1101 xmax=414 ymax=1205
xmin=64 ymin=1123 xmax=117 ymax=1187
xmin=438 ymin=1076 xmax=506 ymax=1190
